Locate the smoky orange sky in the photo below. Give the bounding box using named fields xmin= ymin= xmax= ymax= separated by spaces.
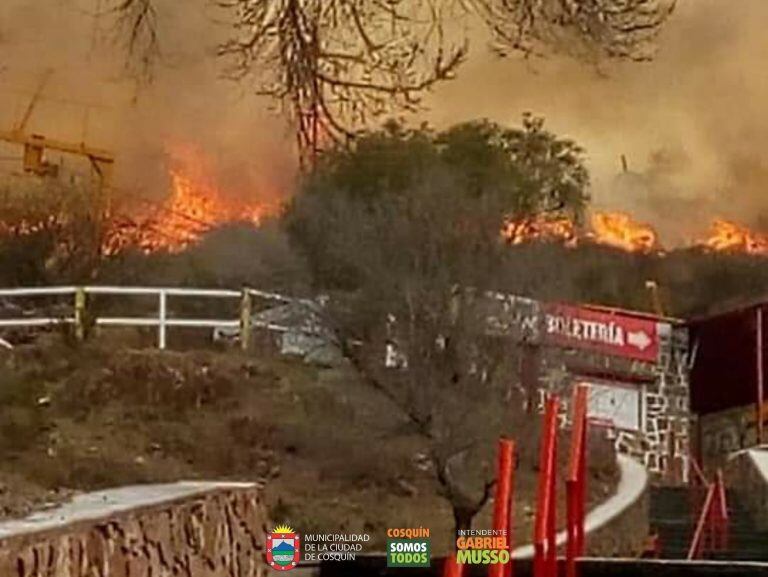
xmin=0 ymin=0 xmax=297 ymax=207
xmin=1 ymin=0 xmax=766 ymax=244
xmin=430 ymin=0 xmax=768 ymax=243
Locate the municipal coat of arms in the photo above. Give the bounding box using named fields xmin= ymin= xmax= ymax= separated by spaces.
xmin=266 ymin=525 xmax=300 ymax=571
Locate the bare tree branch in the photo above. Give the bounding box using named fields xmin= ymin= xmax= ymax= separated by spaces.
xmin=103 ymin=0 xmax=675 ymax=162
xmin=217 ymin=0 xmax=468 ymax=166
xmin=470 ymin=0 xmax=677 ymax=62
xmin=106 ymin=0 xmax=161 ymax=81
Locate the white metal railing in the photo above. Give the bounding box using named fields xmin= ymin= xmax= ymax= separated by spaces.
xmin=0 ymin=285 xmax=303 ymax=350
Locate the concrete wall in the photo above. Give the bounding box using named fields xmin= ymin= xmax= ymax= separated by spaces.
xmin=726 ymin=449 xmax=768 ymax=531
xmin=0 ymin=481 xmax=268 ymax=577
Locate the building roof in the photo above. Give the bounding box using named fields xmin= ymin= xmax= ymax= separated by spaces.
xmin=581 ymin=302 xmax=682 ymax=324
xmin=689 ymin=296 xmax=768 ymax=323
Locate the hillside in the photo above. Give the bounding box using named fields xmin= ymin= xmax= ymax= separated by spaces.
xmin=0 ymin=334 xmax=618 ymax=553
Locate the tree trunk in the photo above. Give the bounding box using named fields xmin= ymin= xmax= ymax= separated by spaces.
xmin=453 ymin=506 xmax=474 ymax=537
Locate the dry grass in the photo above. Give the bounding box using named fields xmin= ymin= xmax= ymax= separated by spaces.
xmin=0 ymin=335 xmax=618 ymax=553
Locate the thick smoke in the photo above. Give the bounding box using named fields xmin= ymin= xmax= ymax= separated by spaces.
xmin=1 ymin=0 xmax=766 ymax=245
xmin=0 ymin=0 xmax=296 ymax=207
xmin=429 ymin=0 xmax=768 ymax=243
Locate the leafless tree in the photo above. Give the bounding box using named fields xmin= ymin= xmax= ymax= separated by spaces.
xmin=216 ymin=0 xmax=467 ymax=166
xmin=107 ymin=0 xmax=161 ymax=81
xmin=469 ymin=0 xmax=677 ymax=61
xmin=105 ymin=0 xmax=675 ymax=160
xmin=291 ymin=171 xmax=536 ymax=533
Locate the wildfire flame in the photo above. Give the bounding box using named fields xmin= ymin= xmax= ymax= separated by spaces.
xmin=588 ymin=212 xmax=658 ymax=253
xmin=2 ymin=145 xmax=767 ymax=259
xmin=503 ymin=216 xmax=577 ymax=247
xmin=701 ymin=219 xmax=768 ymax=255
xmin=103 ymin=146 xmax=274 ymax=255
xmin=503 ymin=211 xmax=658 ymax=253
xmin=504 ymin=211 xmax=768 ymax=256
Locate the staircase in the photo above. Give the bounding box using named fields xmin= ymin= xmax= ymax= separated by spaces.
xmin=710 ymin=491 xmax=768 ymax=562
xmin=650 ymin=486 xmax=768 ymax=561
xmin=649 ymin=486 xmax=694 ymax=559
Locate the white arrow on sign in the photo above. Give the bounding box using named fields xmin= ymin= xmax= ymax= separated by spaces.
xmin=627 ymin=330 xmax=652 ymax=350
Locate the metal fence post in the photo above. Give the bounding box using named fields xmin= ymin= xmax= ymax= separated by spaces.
xmin=74 ymin=287 xmax=86 ymax=341
xmin=490 ymin=438 xmax=516 ymax=577
xmin=566 ymin=385 xmax=589 ymax=577
xmin=240 ymin=287 xmax=252 ymax=351
xmin=158 ymin=289 xmax=167 ymax=350
xmin=442 ymin=553 xmax=465 ymax=577
xmin=534 ymin=395 xmax=560 ymax=577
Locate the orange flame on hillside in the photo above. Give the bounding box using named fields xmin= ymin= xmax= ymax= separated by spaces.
xmin=589 ymin=212 xmax=658 ymax=253
xmin=103 ymin=146 xmax=275 ymax=255
xmin=2 ymin=143 xmax=766 ymax=259
xmin=504 ymin=212 xmax=768 ymax=256
xmin=701 ymin=219 xmax=768 ymax=255
xmin=504 ymin=216 xmax=577 ymax=246
xmin=503 ymin=211 xmax=658 ymax=253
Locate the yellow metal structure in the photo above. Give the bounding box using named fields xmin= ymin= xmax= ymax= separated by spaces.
xmin=0 ymin=129 xmax=115 ymax=185
xmin=0 ymin=71 xmax=115 ymax=189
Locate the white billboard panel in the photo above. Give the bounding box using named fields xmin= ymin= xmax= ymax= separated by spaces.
xmin=579 ymin=380 xmax=642 ymax=432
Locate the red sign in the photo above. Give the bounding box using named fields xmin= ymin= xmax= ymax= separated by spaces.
xmin=542 ymin=304 xmax=660 ymax=362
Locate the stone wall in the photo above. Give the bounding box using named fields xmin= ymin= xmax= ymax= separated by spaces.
xmin=644 ymin=323 xmax=691 ymax=481
xmin=537 ymin=323 xmax=691 ymax=482
xmin=485 ymin=294 xmax=692 ymax=482
xmin=697 ymin=404 xmax=757 ymax=466
xmin=0 ymin=482 xmax=268 ymax=577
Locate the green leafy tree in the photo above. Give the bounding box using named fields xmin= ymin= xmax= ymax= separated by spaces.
xmin=438 ymin=115 xmax=590 ymax=221
xmin=289 ymin=116 xmax=590 ymax=288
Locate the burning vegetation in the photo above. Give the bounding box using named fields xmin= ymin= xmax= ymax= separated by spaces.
xmin=0 ymin=116 xmax=766 ymax=295
xmin=2 ymin=146 xmax=767 ymax=261
xmin=702 ymin=219 xmax=768 ymax=255
xmin=505 ymin=211 xmax=767 ymax=256
xmin=103 ymin=147 xmax=276 ymax=255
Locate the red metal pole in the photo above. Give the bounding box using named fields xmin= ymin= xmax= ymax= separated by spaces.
xmin=687 ymin=483 xmax=716 ymax=560
xmin=577 ymin=422 xmax=587 ymax=555
xmin=443 ymin=553 xmax=465 ymax=577
xmin=758 ymin=307 xmax=764 ymax=445
xmin=535 ymin=395 xmax=559 ymax=577
xmin=489 ymin=439 xmax=515 ymax=577
xmin=566 ymin=481 xmax=576 ymax=575
xmin=509 ymin=441 xmax=516 ymax=577
xmin=546 ymin=439 xmax=557 ymax=577
xmin=566 ymin=385 xmax=588 ymax=577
